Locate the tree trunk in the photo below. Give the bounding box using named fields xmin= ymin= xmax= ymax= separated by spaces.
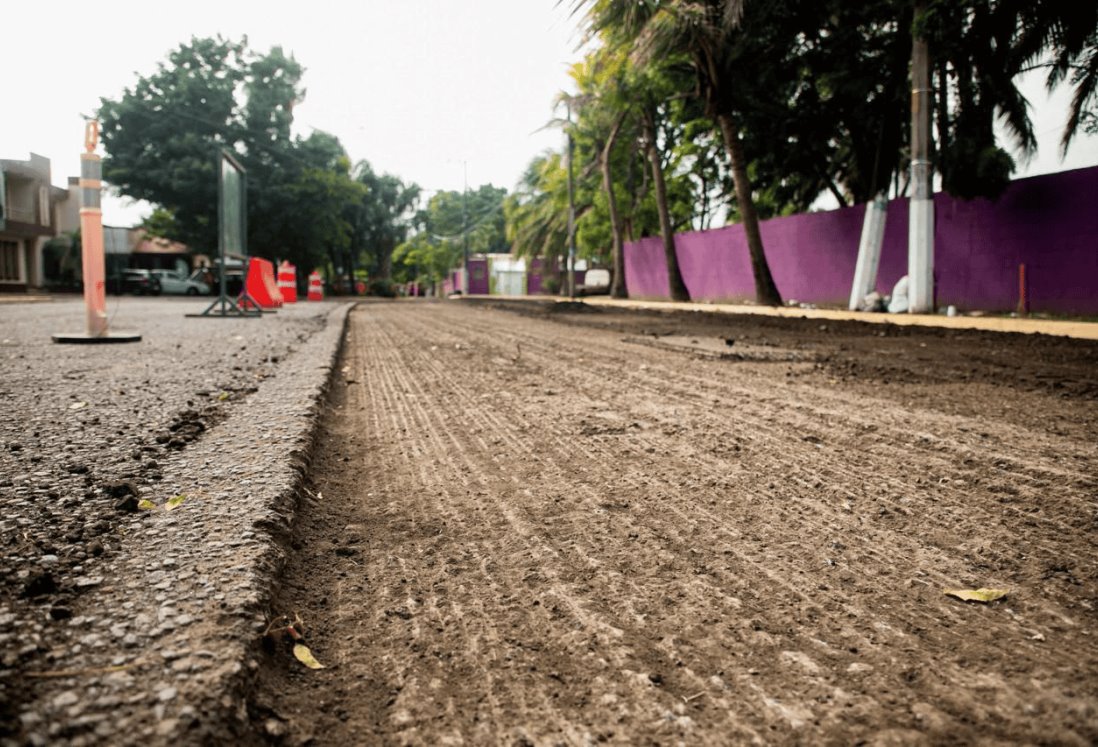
xmin=326 ymin=247 xmax=339 ymax=294
xmin=716 ymin=113 xmax=782 ymax=306
xmin=643 ymin=109 xmax=689 ymax=302
xmin=602 ymin=115 xmax=628 ymax=299
xmin=379 ymin=241 xmax=393 ymax=281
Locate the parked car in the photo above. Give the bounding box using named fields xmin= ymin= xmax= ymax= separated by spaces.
xmin=189 ymin=267 xmax=243 ymax=296
xmin=150 ymin=269 xmax=210 ymax=296
xmin=122 ymin=269 xmax=161 ymax=296
xmin=577 ymin=268 xmax=611 ymax=296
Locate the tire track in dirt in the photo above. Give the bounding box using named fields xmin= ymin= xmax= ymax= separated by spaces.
xmin=253 ymin=301 xmax=1098 ymax=745
xmin=344 ymin=300 xmax=1098 ymax=742
xmin=450 ymin=305 xmax=1093 ymax=615
xmin=338 ymin=311 xmax=607 ymax=742
xmin=403 ymin=308 xmax=1092 ymax=627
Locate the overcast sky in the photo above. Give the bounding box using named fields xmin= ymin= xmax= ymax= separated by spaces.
xmin=5 ymin=1 xmax=1097 ymax=227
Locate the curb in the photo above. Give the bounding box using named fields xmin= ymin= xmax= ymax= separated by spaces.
xmin=174 ymin=301 xmax=355 ymax=744
xmin=12 ymin=302 xmax=354 ymax=746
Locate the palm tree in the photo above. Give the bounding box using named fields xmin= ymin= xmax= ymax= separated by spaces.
xmin=505 ymin=154 xmax=572 ymax=263
xmin=576 ymin=0 xmax=782 ymax=306
xmin=1012 ymin=1 xmax=1098 ymax=152
xmin=567 ymin=49 xmax=632 ymax=298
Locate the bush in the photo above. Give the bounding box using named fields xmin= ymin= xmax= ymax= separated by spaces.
xmin=367 ymin=278 xmax=398 ymax=297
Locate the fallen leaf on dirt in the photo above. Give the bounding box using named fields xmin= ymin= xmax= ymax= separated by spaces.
xmin=293 ymin=643 xmax=326 ymax=669
xmin=218 ymin=391 xmax=230 ymax=402
xmin=137 ymin=499 xmax=156 ymax=511
xmin=944 ymin=587 xmax=1008 ymax=603
xmin=69 ymin=402 xmax=88 ymax=410
xmin=165 ymin=495 xmax=187 ymax=511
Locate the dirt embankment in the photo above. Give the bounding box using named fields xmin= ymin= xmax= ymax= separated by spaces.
xmin=251 ymin=300 xmax=1098 ymax=745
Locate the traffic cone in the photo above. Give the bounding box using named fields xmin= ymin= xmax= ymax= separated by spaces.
xmin=277 ymin=261 xmax=298 ymax=303
xmin=306 ymin=270 xmax=324 ymax=301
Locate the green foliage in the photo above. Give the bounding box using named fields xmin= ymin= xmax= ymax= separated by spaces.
xmin=571 ymin=0 xmax=1094 ymax=221
xmin=939 ymin=139 xmax=1015 ymax=200
xmin=351 ymin=161 xmax=421 ymax=280
xmin=392 ymin=184 xmax=505 ymax=284
xmin=366 ymin=278 xmax=398 ymax=297
xmin=97 ymin=37 xmax=366 ymax=274
xmin=140 ymin=208 xmax=180 ymax=240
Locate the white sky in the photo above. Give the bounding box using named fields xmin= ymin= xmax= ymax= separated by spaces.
xmin=5 ymin=1 xmax=1097 ymax=227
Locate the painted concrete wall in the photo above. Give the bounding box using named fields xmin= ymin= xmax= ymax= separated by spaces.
xmin=624 ymin=166 xmax=1098 ymax=315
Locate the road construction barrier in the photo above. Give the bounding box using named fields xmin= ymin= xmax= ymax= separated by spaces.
xmin=306 ymin=270 xmax=324 ymax=301
xmin=277 ymin=261 xmax=298 ymax=303
xmin=239 ymin=257 xmax=283 ymax=310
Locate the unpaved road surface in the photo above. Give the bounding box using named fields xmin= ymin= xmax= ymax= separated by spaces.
xmin=253 ymin=300 xmax=1098 ymax=745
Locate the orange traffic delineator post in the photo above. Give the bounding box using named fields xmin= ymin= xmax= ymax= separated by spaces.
xmin=239 ymin=257 xmax=283 ymax=311
xmin=307 ymin=270 xmax=324 ymax=301
xmin=53 ymin=120 xmax=141 ymax=344
xmin=277 ymin=261 xmax=298 ymax=303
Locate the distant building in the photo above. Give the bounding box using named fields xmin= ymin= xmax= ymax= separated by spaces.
xmin=1 ymin=151 xmax=197 ymax=293
xmin=0 ymin=153 xmax=76 ymax=292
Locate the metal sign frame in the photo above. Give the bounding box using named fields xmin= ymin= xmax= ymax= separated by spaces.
xmin=189 ymin=149 xmax=261 ymax=318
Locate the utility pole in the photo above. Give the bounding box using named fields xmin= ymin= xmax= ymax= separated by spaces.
xmin=908 ymin=0 xmax=934 ymax=313
xmin=462 ymin=161 xmax=469 ymax=294
xmin=566 ymin=102 xmax=577 ymax=300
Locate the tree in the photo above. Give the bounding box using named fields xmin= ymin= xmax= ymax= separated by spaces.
xmin=567 ymin=47 xmax=632 ymax=297
xmin=289 ymin=133 xmax=367 ymax=280
xmin=578 ymin=0 xmax=783 ymax=306
xmin=98 ymin=37 xmax=367 ymax=275
xmin=505 ymin=153 xmax=573 ymax=264
xmin=351 ymin=161 xmax=421 ymax=281
xmin=394 ymin=184 xmax=507 ymax=287
xmin=1012 ymin=1 xmax=1098 ymax=151
xmin=99 ymin=37 xmax=247 ymax=251
xmin=139 ymin=208 xmax=180 ymax=240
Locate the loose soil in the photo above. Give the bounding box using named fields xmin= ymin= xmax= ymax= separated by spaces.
xmin=250 ymin=299 xmax=1098 ymax=745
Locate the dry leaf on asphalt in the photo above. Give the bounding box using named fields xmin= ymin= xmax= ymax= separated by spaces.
xmin=293 ymin=643 xmax=326 ymax=669
xmin=944 ymin=588 xmax=1009 ymax=603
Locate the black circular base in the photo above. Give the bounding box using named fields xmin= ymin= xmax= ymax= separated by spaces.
xmin=51 ymin=331 xmax=142 ymax=344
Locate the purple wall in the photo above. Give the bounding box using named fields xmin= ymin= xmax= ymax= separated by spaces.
xmin=624 ymin=166 xmax=1098 ymax=314
xmin=527 ymin=258 xmax=546 ymax=295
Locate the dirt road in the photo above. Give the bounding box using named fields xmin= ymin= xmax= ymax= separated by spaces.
xmin=252 ymin=300 xmax=1098 ymax=745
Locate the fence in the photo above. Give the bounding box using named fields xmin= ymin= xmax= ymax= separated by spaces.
xmin=624 ymin=166 xmax=1098 ymax=315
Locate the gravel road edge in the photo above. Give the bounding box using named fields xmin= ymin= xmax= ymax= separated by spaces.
xmin=10 ymin=302 xmax=352 ymax=746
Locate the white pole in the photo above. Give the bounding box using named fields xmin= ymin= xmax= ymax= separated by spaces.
xmin=908 ymin=1 xmax=934 ymax=313
xmin=849 ymin=194 xmax=888 ymax=310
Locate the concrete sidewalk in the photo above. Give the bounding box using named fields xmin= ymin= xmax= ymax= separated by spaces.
xmin=464 ymin=295 xmax=1098 ymax=341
